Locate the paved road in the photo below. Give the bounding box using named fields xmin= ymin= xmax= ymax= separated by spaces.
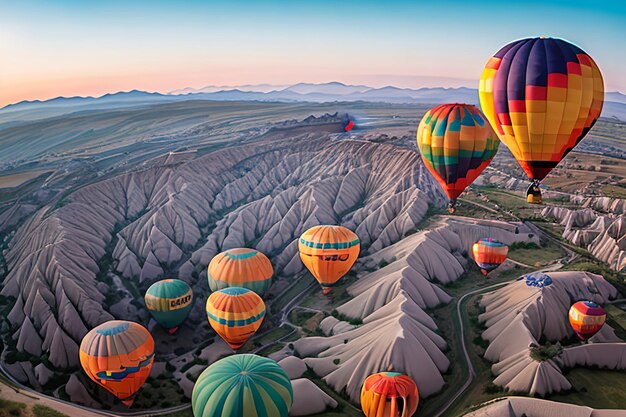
xmin=431 ymin=222 xmax=578 ymax=417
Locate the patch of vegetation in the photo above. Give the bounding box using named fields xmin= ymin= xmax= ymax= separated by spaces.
xmin=530 ymin=342 xmax=563 ymax=362
xmin=0 ymin=399 xmax=26 ymax=417
xmin=549 ymin=368 xmax=626 ymax=409
xmin=32 ymin=405 xmax=69 ymax=417
xmin=330 ymin=310 xmax=362 ymax=326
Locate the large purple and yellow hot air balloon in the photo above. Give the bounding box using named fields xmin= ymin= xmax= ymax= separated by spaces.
xmin=417 ymin=103 xmax=500 ymax=213
xmin=479 ymin=37 xmax=604 ymax=204
xmin=79 ymin=321 xmax=154 ymax=406
xmin=208 ymin=248 xmax=274 ymax=296
xmin=206 ymin=287 xmax=266 ymax=349
xmin=360 ymin=372 xmax=419 ymax=417
xmin=298 ymin=225 xmax=360 ymax=295
xmin=569 ymin=300 xmax=606 ymax=341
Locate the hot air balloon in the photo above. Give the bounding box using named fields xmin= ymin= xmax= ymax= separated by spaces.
xmin=361 ymin=372 xmax=419 ymax=417
xmin=192 ymin=354 xmax=293 ymax=417
xmin=569 ymin=300 xmax=606 ymax=341
xmin=298 ymin=225 xmax=360 ymax=295
xmin=206 ymin=287 xmax=265 ymax=349
xmin=472 ymin=238 xmax=509 ymax=276
xmin=345 ymin=120 xmax=355 ymax=132
xmin=144 ymin=279 xmax=193 ymax=333
xmin=417 ymin=103 xmax=500 ymax=214
xmin=479 ymin=37 xmax=604 ymax=204
xmin=207 ymin=248 xmax=273 ymax=296
xmin=79 ymin=321 xmax=154 ymax=406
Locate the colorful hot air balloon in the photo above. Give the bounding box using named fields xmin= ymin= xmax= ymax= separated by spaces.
xmin=192 ymin=354 xmax=293 ymax=417
xmin=417 ymin=103 xmax=500 ymax=214
xmin=79 ymin=321 xmax=154 ymax=406
xmin=472 ymin=238 xmax=509 ymax=276
xmin=569 ymin=300 xmax=606 ymax=341
xmin=207 ymin=248 xmax=273 ymax=296
xmin=479 ymin=37 xmax=604 ymax=204
xmin=361 ymin=372 xmax=419 ymax=417
xmin=345 ymin=120 xmax=355 ymax=132
xmin=298 ymin=225 xmax=360 ymax=295
xmin=144 ymin=279 xmax=193 ymax=333
xmin=206 ymin=287 xmax=266 ymax=349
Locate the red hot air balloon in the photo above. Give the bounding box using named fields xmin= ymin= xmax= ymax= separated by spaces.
xmin=569 ymin=300 xmax=606 ymax=341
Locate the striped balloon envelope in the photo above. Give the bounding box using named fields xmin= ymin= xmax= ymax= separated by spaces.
xmin=569 ymin=300 xmax=606 ymax=341
xmin=360 ymin=372 xmax=419 ymax=417
xmin=472 ymin=238 xmax=509 ymax=276
xmin=298 ymin=225 xmax=360 ymax=295
xmin=79 ymin=321 xmax=154 ymax=406
xmin=192 ymin=354 xmax=293 ymax=417
xmin=207 ymin=248 xmax=274 ymax=296
xmin=206 ymin=287 xmax=266 ymax=349
xmin=479 ymin=37 xmax=604 ymax=202
xmin=144 ymin=279 xmax=193 ymax=333
xmin=417 ymin=103 xmax=499 ymax=214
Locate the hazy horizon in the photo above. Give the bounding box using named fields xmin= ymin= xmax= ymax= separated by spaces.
xmin=1 ymin=1 xmax=624 ymax=107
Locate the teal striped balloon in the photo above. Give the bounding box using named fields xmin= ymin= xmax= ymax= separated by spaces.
xmin=144 ymin=279 xmax=193 ymax=331
xmin=192 ymin=354 xmax=293 ymax=417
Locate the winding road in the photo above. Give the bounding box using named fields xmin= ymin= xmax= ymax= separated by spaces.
xmin=431 ymin=222 xmax=578 ymax=417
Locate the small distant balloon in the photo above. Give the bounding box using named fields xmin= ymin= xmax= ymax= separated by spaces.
xmin=472 ymin=238 xmax=508 ymax=276
xmin=79 ymin=321 xmax=154 ymax=406
xmin=569 ymin=300 xmax=606 ymax=341
xmin=344 ymin=120 xmax=355 ymax=132
xmin=298 ymin=225 xmax=360 ymax=295
xmin=144 ymin=279 xmax=193 ymax=333
xmin=206 ymin=287 xmax=266 ymax=349
xmin=361 ymin=372 xmax=419 ymax=417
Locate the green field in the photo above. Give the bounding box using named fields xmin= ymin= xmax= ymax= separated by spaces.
xmin=32 ymin=405 xmax=69 ymax=417
xmin=549 ymin=368 xmax=626 ymax=409
xmin=0 ymin=398 xmax=26 ymax=417
xmin=507 ymin=241 xmax=566 ymax=267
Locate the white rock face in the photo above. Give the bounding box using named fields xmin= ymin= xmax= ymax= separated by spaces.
xmin=479 ymin=271 xmax=622 ymax=395
xmin=1 ymin=128 xmax=445 ymax=389
xmin=542 ymin=205 xmax=626 ymax=271
xmin=289 ymin=378 xmax=338 ymax=416
xmin=279 ymin=356 xmax=308 ymax=380
xmin=465 ymin=397 xmax=624 ymax=417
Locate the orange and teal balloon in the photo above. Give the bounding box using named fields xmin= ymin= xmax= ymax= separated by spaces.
xmin=479 ymin=37 xmax=604 ymax=201
xmin=144 ymin=279 xmax=193 ymax=333
xmin=361 ymin=372 xmax=419 ymax=417
xmin=79 ymin=321 xmax=154 ymax=406
xmin=206 ymin=287 xmax=266 ymax=349
xmin=569 ymin=300 xmax=606 ymax=341
xmin=207 ymin=248 xmax=273 ymax=296
xmin=298 ymin=225 xmax=360 ymax=295
xmin=192 ymin=354 xmax=293 ymax=417
xmin=472 ymin=238 xmax=509 ymax=276
xmin=417 ymin=103 xmax=499 ymax=214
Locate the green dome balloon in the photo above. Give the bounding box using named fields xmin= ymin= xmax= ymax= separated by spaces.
xmin=192 ymin=354 xmax=293 ymax=417
xmin=144 ymin=279 xmax=193 ymax=332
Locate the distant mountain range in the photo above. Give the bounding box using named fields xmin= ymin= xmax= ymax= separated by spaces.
xmin=2 ymin=82 xmax=625 ymax=125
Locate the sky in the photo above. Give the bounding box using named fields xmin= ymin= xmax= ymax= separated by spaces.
xmin=1 ymin=0 xmax=624 ymax=107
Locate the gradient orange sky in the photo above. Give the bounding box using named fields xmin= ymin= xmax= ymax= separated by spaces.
xmin=1 ymin=1 xmax=624 ymax=108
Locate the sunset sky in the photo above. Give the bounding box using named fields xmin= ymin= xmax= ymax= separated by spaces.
xmin=1 ymin=0 xmax=624 ymax=107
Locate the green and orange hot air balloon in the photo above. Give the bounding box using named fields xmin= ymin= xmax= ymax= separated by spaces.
xmin=298 ymin=225 xmax=360 ymax=295
xmin=361 ymin=372 xmax=419 ymax=417
xmin=417 ymin=103 xmax=500 ymax=214
xmin=207 ymin=248 xmax=273 ymax=296
xmin=472 ymin=238 xmax=509 ymax=276
xmin=192 ymin=354 xmax=293 ymax=417
xmin=479 ymin=37 xmax=604 ymax=204
xmin=206 ymin=287 xmax=266 ymax=349
xmin=144 ymin=279 xmax=193 ymax=333
xmin=79 ymin=321 xmax=154 ymax=406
